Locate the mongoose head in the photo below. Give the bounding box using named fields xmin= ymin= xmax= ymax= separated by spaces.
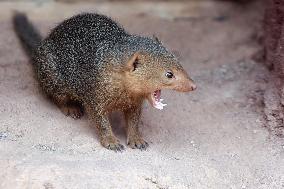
xmin=123 ymin=37 xmax=196 ymax=110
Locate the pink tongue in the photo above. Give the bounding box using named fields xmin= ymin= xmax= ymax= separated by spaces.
xmin=154 ymin=90 xmax=161 ymax=100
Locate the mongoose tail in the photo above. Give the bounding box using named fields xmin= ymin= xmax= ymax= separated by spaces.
xmin=12 ymin=12 xmax=42 ymax=59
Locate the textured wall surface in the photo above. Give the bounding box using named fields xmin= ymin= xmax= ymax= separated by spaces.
xmin=263 ymin=0 xmax=284 ymax=137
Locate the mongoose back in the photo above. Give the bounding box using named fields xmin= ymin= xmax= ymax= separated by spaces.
xmin=13 ymin=12 xmax=196 ymax=151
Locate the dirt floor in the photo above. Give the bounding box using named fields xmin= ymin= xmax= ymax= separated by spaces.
xmin=0 ymin=1 xmax=283 ymax=189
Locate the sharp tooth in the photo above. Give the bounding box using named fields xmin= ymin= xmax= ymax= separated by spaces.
xmin=153 ymin=101 xmax=167 ymax=110
xmin=154 ymin=104 xmax=163 ymax=110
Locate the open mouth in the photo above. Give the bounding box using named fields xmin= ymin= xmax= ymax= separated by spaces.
xmin=147 ymin=90 xmax=167 ymax=110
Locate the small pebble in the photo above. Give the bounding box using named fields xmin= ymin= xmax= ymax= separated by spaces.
xmin=0 ymin=132 xmax=8 ymax=140
xmin=255 ymin=119 xmax=261 ymax=123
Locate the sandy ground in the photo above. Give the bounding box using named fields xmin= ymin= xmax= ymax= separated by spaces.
xmin=0 ymin=1 xmax=283 ymax=189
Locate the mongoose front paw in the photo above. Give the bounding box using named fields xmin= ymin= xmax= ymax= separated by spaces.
xmin=101 ymin=136 xmax=125 ymax=152
xmin=127 ymin=137 xmax=149 ymax=150
xmin=61 ymin=105 xmax=83 ymax=119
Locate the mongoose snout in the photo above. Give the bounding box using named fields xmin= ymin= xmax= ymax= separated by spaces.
xmin=167 ymin=68 xmax=197 ymax=92
xmin=174 ymin=77 xmax=197 ymax=92
xmin=145 ymin=71 xmax=196 ymax=110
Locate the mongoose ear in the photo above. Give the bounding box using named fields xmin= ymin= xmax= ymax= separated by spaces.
xmin=126 ymin=52 xmax=140 ymax=72
xmin=153 ymin=35 xmax=162 ymax=44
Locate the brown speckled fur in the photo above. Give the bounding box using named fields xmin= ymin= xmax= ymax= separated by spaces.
xmin=13 ymin=12 xmax=196 ymax=151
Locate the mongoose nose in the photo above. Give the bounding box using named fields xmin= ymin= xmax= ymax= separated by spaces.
xmin=191 ymin=83 xmax=197 ymax=91
xmin=176 ymin=80 xmax=196 ymax=92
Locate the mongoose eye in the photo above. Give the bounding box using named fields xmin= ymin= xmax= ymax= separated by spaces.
xmin=165 ymin=71 xmax=174 ymax=79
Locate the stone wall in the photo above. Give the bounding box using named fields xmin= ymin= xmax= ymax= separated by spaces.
xmin=263 ymin=0 xmax=284 ymax=137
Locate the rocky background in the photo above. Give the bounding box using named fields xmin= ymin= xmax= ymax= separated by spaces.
xmin=263 ymin=0 xmax=284 ymax=137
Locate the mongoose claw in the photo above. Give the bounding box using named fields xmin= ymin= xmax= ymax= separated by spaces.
xmin=127 ymin=138 xmax=149 ymax=150
xmin=107 ymin=143 xmax=125 ymax=152
xmin=101 ymin=136 xmax=125 ymax=152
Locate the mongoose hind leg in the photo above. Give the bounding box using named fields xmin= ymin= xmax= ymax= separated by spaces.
xmin=125 ymin=106 xmax=149 ymax=150
xmin=52 ymin=94 xmax=84 ymax=119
